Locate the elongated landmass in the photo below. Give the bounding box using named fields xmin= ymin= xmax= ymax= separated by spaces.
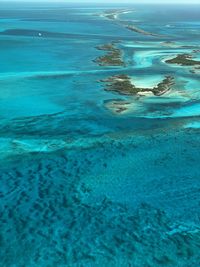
xmin=94 ymin=43 xmax=125 ymax=67
xmin=166 ymin=54 xmax=200 ymax=66
xmin=100 ymin=9 xmax=163 ymax=38
xmin=101 ymin=74 xmax=174 ymax=96
xmin=124 ymin=24 xmax=162 ymax=37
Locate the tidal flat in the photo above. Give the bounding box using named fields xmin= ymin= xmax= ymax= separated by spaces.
xmin=0 ymin=3 xmax=200 ymax=267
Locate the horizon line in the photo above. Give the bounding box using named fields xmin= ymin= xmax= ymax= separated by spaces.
xmin=1 ymin=1 xmax=200 ymax=4
xmin=0 ymin=0 xmax=200 ymax=2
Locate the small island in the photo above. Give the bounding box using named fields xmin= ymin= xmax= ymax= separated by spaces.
xmin=166 ymin=54 xmax=200 ymax=66
xmin=94 ymin=43 xmax=125 ymax=67
xmin=101 ymin=74 xmax=175 ymax=96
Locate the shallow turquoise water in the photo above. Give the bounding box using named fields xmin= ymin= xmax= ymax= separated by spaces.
xmin=0 ymin=3 xmax=200 ymax=266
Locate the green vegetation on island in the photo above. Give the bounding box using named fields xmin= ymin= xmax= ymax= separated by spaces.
xmin=125 ymin=25 xmax=161 ymax=37
xmin=166 ymin=54 xmax=200 ymax=66
xmin=101 ymin=75 xmax=175 ymax=96
xmin=153 ymin=76 xmax=175 ymax=96
xmin=94 ymin=43 xmax=125 ymax=67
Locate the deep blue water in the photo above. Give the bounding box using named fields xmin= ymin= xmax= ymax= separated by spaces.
xmin=0 ymin=3 xmax=200 ymax=266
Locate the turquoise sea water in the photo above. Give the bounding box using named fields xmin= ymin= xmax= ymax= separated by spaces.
xmin=0 ymin=3 xmax=200 ymax=266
